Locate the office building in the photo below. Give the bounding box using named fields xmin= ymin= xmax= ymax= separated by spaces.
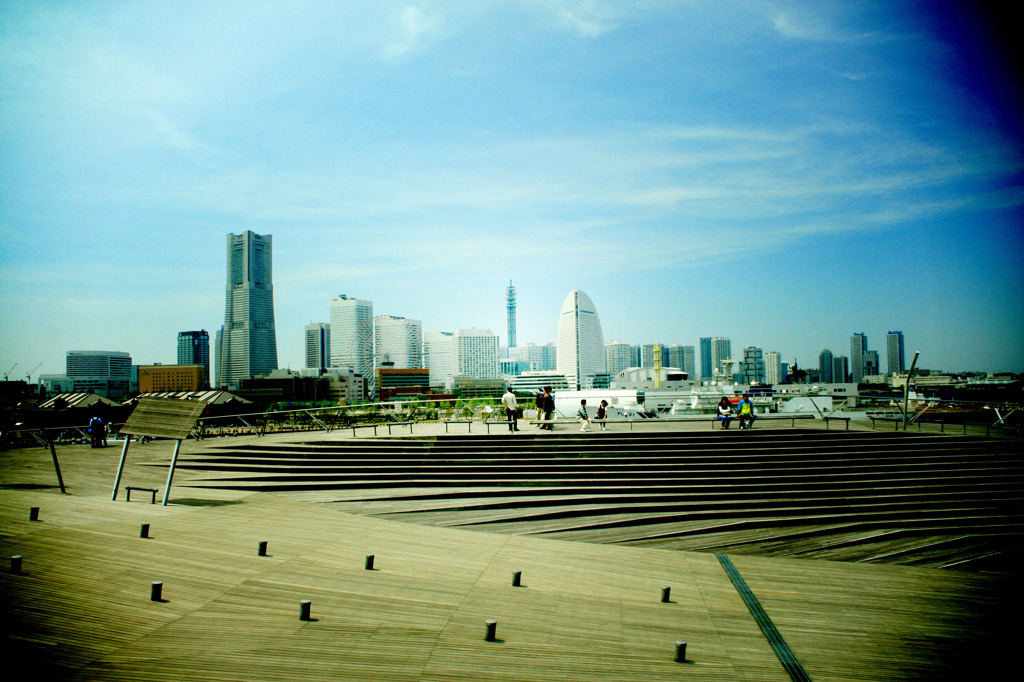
xmin=766 ymin=351 xmax=782 ymax=384
xmin=423 ymin=331 xmax=455 ymax=389
xmin=374 ymin=315 xmax=422 ymax=369
xmin=887 ymin=331 xmax=906 ymax=375
xmin=818 ymin=349 xmax=834 ymax=383
xmin=519 ymin=343 xmax=557 ymax=372
xmin=606 ymin=340 xmax=634 ymax=377
xmin=864 ymin=350 xmax=880 ymax=378
xmin=304 ymin=323 xmax=330 ymax=371
xmin=556 ymin=290 xmax=606 ymax=390
xmin=66 ymin=350 xmax=132 ymax=399
xmin=453 ymin=328 xmax=499 ymax=380
xmin=699 ymin=337 xmax=713 ymax=378
xmin=330 ymin=295 xmax=374 ymax=380
xmin=668 ymin=345 xmax=695 ymax=377
xmin=218 ymin=231 xmax=278 ymax=388
xmin=177 ymin=330 xmax=210 ymax=388
xmin=833 ymin=355 xmax=850 ymax=383
xmin=138 ymin=364 xmax=206 ymax=393
xmin=641 ymin=343 xmax=668 ymax=368
xmin=850 ymin=333 xmax=868 ymax=384
xmin=742 ymin=346 xmax=766 ymax=384
xmin=710 ymin=337 xmax=732 ymax=379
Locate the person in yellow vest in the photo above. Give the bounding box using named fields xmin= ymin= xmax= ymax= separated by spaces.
xmin=737 ymin=393 xmax=756 ymax=430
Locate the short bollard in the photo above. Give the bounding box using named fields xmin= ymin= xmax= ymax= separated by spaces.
xmin=365 ymin=555 xmax=375 ymax=570
xmin=151 ymin=581 xmax=163 ymax=601
xmin=661 ymin=586 xmax=671 ymax=603
xmin=11 ymin=555 xmax=23 ymax=575
xmin=258 ymin=541 xmax=268 ymax=556
xmin=675 ymin=640 xmax=688 ymax=662
xmin=140 ymin=523 xmax=150 ymax=538
xmin=485 ymin=619 xmax=498 ymax=641
xmin=29 ymin=507 xmax=40 ymax=521
xmin=300 ymin=600 xmax=312 ymax=621
xmin=512 ymin=570 xmax=522 ymax=587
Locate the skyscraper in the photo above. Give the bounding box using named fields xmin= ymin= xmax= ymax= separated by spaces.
xmin=887 ymin=331 xmax=906 ymax=375
xmin=177 ymin=330 xmax=210 ymax=387
xmin=818 ymin=349 xmax=834 ymax=383
xmin=423 ymin=331 xmax=455 ymax=389
xmin=699 ymin=337 xmax=713 ymax=378
xmin=742 ymin=346 xmax=765 ymax=383
xmin=453 ymin=328 xmax=499 ymax=379
xmin=556 ymin=290 xmax=606 ymax=390
xmin=668 ymin=345 xmax=695 ymax=377
xmin=605 ymin=340 xmax=634 ymax=378
xmin=519 ymin=342 xmax=557 ymax=372
xmin=66 ymin=350 xmax=132 ymax=399
xmin=374 ymin=315 xmax=422 ymax=369
xmin=833 ymin=355 xmax=850 ymax=383
xmin=766 ymin=351 xmax=782 ymax=384
xmin=850 ymin=332 xmax=868 ymax=383
xmin=330 ymin=295 xmax=374 ymax=381
xmin=506 ymin=280 xmax=516 ymax=349
xmin=710 ymin=337 xmax=732 ymax=378
xmin=219 ymin=231 xmax=277 ymax=388
xmin=305 ymin=323 xmax=330 ymax=371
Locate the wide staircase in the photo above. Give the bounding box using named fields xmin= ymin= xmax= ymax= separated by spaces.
xmin=171 ymin=428 xmax=1024 ymax=571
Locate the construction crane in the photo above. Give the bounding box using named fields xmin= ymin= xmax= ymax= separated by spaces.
xmin=3 ymin=363 xmax=16 ymax=381
xmin=26 ymin=363 xmax=43 ymax=383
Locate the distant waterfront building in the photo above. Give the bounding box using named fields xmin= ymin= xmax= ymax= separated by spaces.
xmin=556 ymin=289 xmax=606 ymax=390
xmin=453 ymin=328 xmax=499 ymax=380
xmin=218 ymin=232 xmax=278 ymax=389
xmin=66 ymin=350 xmax=132 ymax=399
xmin=710 ymin=337 xmax=732 ymax=378
xmin=699 ymin=337 xmax=713 ymax=378
xmin=818 ymin=349 xmax=834 ymax=383
xmin=138 ymin=364 xmax=206 ymax=393
xmin=742 ymin=346 xmax=766 ymax=384
xmin=850 ymin=332 xmax=869 ymax=384
xmin=605 ymin=340 xmax=634 ymax=377
xmin=668 ymin=345 xmax=696 ymax=378
xmin=177 ymin=331 xmax=210 ymax=388
xmin=833 ymin=355 xmax=850 ymax=383
xmin=519 ymin=343 xmax=557 ymax=372
xmin=305 ymin=323 xmax=330 ymax=371
xmin=423 ymin=331 xmax=455 ymax=389
xmin=765 ymin=351 xmax=782 ymax=384
xmin=330 ymin=295 xmax=374 ymax=381
xmin=374 ymin=315 xmax=422 ymax=370
xmin=864 ymin=350 xmax=880 ymax=378
xmin=641 ymin=343 xmax=669 ymax=368
xmin=887 ymin=331 xmax=906 ymax=375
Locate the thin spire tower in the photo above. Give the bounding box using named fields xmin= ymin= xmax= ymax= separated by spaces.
xmin=506 ymin=280 xmax=517 ymax=348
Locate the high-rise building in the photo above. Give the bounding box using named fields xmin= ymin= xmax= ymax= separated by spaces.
xmin=423 ymin=331 xmax=455 ymax=389
xmin=218 ymin=231 xmax=277 ymax=388
xmin=177 ymin=330 xmax=210 ymax=388
xmin=887 ymin=331 xmax=905 ymax=375
xmin=374 ymin=315 xmax=422 ymax=369
xmin=330 ymin=295 xmax=374 ymax=381
xmin=66 ymin=350 xmax=132 ymax=399
xmin=519 ymin=342 xmax=557 ymax=372
xmin=833 ymin=355 xmax=850 ymax=383
xmin=864 ymin=350 xmax=880 ymax=378
xmin=605 ymin=340 xmax=634 ymax=378
xmin=710 ymin=337 xmax=732 ymax=378
xmin=850 ymin=332 xmax=868 ymax=383
xmin=453 ymin=328 xmax=499 ymax=380
xmin=668 ymin=345 xmax=695 ymax=377
xmin=641 ymin=343 xmax=668 ymax=368
xmin=506 ymin=280 xmax=517 ymax=349
xmin=742 ymin=346 xmax=766 ymax=384
xmin=699 ymin=337 xmax=713 ymax=378
xmin=305 ymin=323 xmax=330 ymax=371
xmin=818 ymin=349 xmax=834 ymax=383
xmin=766 ymin=351 xmax=782 ymax=384
xmin=556 ymin=290 xmax=606 ymax=390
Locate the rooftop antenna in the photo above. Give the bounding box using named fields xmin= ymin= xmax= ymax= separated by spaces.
xmin=506 ymin=280 xmax=517 ymax=348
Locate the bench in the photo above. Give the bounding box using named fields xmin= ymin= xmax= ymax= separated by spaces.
xmin=444 ymin=420 xmax=473 ymax=433
xmin=125 ymin=486 xmax=158 ymax=503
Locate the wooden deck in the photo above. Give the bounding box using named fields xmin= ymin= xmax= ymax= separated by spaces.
xmin=1 ymin=428 xmax=1016 ymax=680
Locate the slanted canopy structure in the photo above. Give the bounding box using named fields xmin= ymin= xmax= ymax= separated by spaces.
xmin=112 ymin=397 xmax=207 ymax=505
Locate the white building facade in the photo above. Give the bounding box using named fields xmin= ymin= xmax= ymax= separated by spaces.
xmin=556 ymin=289 xmax=606 ymax=390
xmin=374 ymin=315 xmax=422 ymax=369
xmin=330 ymin=295 xmax=374 ymax=381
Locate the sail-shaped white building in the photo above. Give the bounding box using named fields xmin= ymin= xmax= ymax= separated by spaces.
xmin=556 ymin=289 xmax=606 ymax=390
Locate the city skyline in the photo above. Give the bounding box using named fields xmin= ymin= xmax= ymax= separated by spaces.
xmin=1 ymin=2 xmax=1022 ymax=378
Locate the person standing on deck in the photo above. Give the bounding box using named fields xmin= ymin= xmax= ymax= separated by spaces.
xmin=502 ymin=386 xmax=520 ymax=432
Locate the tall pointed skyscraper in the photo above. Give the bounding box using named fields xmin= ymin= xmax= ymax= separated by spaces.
xmin=556 ymin=289 xmax=605 ymax=390
xmin=218 ymin=231 xmax=278 ymax=388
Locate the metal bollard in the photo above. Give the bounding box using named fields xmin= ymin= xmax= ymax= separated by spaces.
xmin=258 ymin=541 xmax=268 ymax=556
xmin=512 ymin=570 xmax=522 ymax=587
xmin=151 ymin=581 xmax=163 ymax=601
xmin=661 ymin=586 xmax=671 ymax=603
xmin=365 ymin=555 xmax=375 ymax=570
xmin=300 ymin=600 xmax=312 ymax=621
xmin=485 ymin=619 xmax=498 ymax=641
xmin=29 ymin=507 xmax=40 ymax=521
xmin=675 ymin=640 xmax=687 ymax=662
xmin=11 ymin=555 xmax=23 ymax=575
xmin=140 ymin=523 xmax=150 ymax=538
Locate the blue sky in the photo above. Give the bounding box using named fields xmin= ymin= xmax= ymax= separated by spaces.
xmin=2 ymin=0 xmax=1022 ymax=379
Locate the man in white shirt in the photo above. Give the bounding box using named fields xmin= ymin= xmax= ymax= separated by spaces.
xmin=502 ymin=386 xmax=519 ymax=432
